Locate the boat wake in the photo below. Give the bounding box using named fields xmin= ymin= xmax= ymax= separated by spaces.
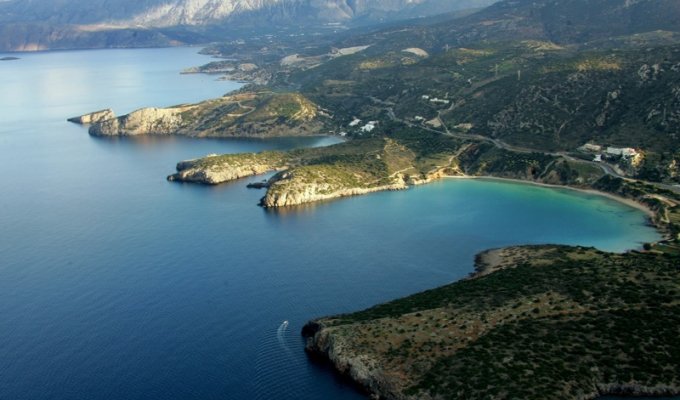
xmin=276 ymin=320 xmax=291 ymax=354
xmin=254 ymin=320 xmax=310 ymax=399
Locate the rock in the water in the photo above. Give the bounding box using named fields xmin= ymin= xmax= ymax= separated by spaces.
xmin=67 ymin=109 xmax=115 ymax=124
xmin=246 ymin=181 xmax=269 ymax=189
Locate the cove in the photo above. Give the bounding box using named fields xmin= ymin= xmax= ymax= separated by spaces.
xmin=0 ymin=47 xmax=662 ymax=400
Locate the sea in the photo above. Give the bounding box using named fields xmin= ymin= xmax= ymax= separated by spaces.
xmin=0 ymin=47 xmax=667 ymax=400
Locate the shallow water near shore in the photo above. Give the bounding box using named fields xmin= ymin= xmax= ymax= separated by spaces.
xmin=0 ymin=47 xmax=664 ymax=400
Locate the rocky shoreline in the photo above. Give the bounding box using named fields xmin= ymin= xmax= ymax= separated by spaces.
xmin=168 ymin=156 xmax=444 ymax=208
xmin=167 ymin=152 xmax=289 ymax=185
xmin=67 ymin=109 xmax=115 ymax=125
xmin=302 ymin=325 xmax=680 ymax=400
xmin=169 ymin=158 xmax=413 ymax=207
xmin=166 ymin=136 xmax=462 ymax=208
xmin=89 ymin=106 xmax=190 ymax=136
xmin=261 ymin=179 xmax=408 ymax=208
xmin=302 ymin=323 xmax=680 ymax=400
xmin=302 ymin=321 xmax=403 ymax=399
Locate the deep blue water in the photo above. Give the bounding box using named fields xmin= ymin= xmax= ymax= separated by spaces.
xmin=0 ymin=47 xmax=664 ymax=400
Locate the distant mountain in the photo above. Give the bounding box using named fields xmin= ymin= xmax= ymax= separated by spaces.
xmin=339 ymin=0 xmax=680 ymax=54
xmin=465 ymin=0 xmax=680 ymax=44
xmin=0 ymin=0 xmax=496 ymax=51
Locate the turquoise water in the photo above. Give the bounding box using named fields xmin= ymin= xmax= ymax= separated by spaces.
xmin=0 ymin=47 xmax=663 ymax=400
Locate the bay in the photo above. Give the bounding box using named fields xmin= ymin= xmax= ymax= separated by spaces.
xmin=0 ymin=47 xmax=663 ymax=400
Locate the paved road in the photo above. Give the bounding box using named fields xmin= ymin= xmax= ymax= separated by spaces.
xmin=400 ymin=118 xmax=680 ymax=195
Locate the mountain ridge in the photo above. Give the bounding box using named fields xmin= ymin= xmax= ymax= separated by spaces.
xmin=0 ymin=0 xmax=495 ymax=51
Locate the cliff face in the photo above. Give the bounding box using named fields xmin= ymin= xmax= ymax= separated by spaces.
xmin=261 ymin=170 xmax=408 ymax=207
xmin=89 ymin=106 xmax=188 ymax=136
xmin=168 ymin=162 xmax=281 ymax=184
xmin=303 ymin=322 xmax=408 ymax=400
xmin=167 ymin=152 xmax=290 ymax=184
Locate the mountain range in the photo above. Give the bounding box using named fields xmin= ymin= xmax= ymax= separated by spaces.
xmin=0 ymin=0 xmax=495 ymax=51
xmin=331 ymin=0 xmax=680 ymax=53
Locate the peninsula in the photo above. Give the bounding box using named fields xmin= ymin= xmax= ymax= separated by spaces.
xmin=71 ymin=91 xmax=326 ymax=138
xmin=302 ymin=245 xmax=680 ymax=400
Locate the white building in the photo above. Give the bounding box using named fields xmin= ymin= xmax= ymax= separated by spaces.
xmin=430 ymin=98 xmax=450 ymax=105
xmin=579 ymin=143 xmax=602 ymax=152
xmin=606 ymin=147 xmax=638 ymax=158
xmin=348 ymin=118 xmax=361 ymax=127
xmin=361 ymin=122 xmax=377 ymax=133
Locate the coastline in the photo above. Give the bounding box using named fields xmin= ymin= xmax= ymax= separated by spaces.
xmin=297 ymin=171 xmax=678 ymax=400
xmin=301 ymin=175 xmax=679 ymax=400
xmin=162 ymin=130 xmax=669 ymax=247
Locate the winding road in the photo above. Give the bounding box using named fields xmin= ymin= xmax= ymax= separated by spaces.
xmin=397 ymin=116 xmax=680 ymax=195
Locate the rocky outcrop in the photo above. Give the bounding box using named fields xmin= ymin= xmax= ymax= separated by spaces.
xmin=168 ymin=161 xmax=284 ymax=184
xmin=89 ymin=106 xmax=189 ymax=136
xmin=261 ymin=178 xmax=408 ymax=207
xmin=259 ymin=164 xmax=459 ymax=208
xmin=67 ymin=109 xmax=115 ymax=125
xmin=304 ymin=300 xmax=680 ymax=400
xmin=167 ymin=152 xmax=290 ymax=184
xmin=302 ymin=321 xmax=404 ymax=400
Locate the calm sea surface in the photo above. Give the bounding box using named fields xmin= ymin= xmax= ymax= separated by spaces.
xmin=0 ymin=47 xmax=664 ymax=400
